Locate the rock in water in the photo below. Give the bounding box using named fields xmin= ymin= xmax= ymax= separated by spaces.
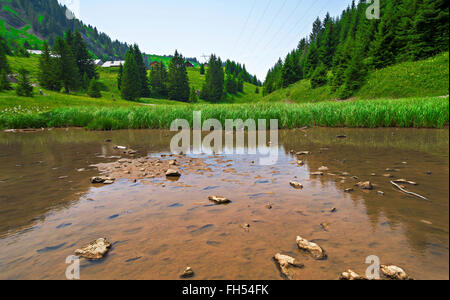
xmin=180 ymin=267 xmax=194 ymax=278
xmin=90 ymin=176 xmax=115 ymax=184
xmin=296 ymin=236 xmax=327 ymax=260
xmin=311 ymin=172 xmax=324 ymax=176
xmin=340 ymin=269 xmax=366 ymax=280
xmin=208 ymin=196 xmax=231 ymax=205
xmin=273 ymin=253 xmax=304 ymax=280
xmin=318 ymin=166 xmax=329 ymax=171
xmin=356 ymin=181 xmax=373 ymax=190
xmin=75 ymin=238 xmax=111 ymax=260
xmin=381 ymin=265 xmax=412 ymax=280
xmin=290 ymin=181 xmax=303 ymax=189
xmin=166 ymin=169 xmax=181 ymax=177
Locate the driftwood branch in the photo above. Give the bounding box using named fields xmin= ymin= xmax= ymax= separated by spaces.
xmin=391 ymin=180 xmax=430 ymax=202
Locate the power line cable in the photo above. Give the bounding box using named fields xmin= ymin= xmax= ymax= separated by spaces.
xmin=233 ymin=0 xmax=258 ymax=57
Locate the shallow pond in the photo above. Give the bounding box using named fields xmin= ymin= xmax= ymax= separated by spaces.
xmin=0 ymin=128 xmax=448 ymax=280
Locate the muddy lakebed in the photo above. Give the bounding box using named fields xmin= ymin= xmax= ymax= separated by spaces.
xmin=0 ymin=128 xmax=448 ymax=280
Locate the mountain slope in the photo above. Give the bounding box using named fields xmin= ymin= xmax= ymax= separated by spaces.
xmin=0 ymin=0 xmax=129 ymax=60
xmin=262 ymin=52 xmax=449 ymax=103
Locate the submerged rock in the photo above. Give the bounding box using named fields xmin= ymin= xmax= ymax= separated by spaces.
xmin=381 ymin=265 xmax=412 ymax=280
xmin=296 ymin=151 xmax=311 ymax=156
xmin=297 ymin=160 xmax=304 ymax=166
xmin=344 ymin=188 xmax=354 ymax=193
xmin=311 ymin=172 xmax=324 ymax=176
xmin=90 ymin=176 xmax=115 ymax=184
xmin=273 ymin=253 xmax=304 ymax=280
xmin=356 ymin=181 xmax=373 ymax=190
xmin=290 ymin=181 xmax=303 ymax=189
xmin=180 ymin=267 xmax=195 ymax=278
xmin=340 ymin=269 xmax=366 ymax=280
xmin=296 ymin=236 xmax=327 ymax=260
xmin=318 ymin=166 xmax=329 ymax=171
xmin=208 ymin=196 xmax=231 ymax=205
xmin=75 ymin=238 xmax=111 ymax=260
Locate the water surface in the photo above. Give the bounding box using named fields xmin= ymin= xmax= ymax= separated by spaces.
xmin=0 ymin=128 xmax=448 ymax=280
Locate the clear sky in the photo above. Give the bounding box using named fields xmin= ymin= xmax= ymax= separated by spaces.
xmin=61 ymin=0 xmax=352 ymax=80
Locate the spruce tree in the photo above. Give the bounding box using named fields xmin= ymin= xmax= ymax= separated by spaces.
xmin=0 ymin=70 xmax=11 ymax=92
xmin=117 ymin=63 xmax=123 ymax=90
xmin=202 ymin=54 xmax=224 ymax=102
xmin=53 ymin=36 xmax=80 ymax=93
xmin=168 ymin=50 xmax=190 ymax=102
xmin=310 ymin=63 xmax=328 ymax=89
xmin=189 ymin=87 xmax=198 ymax=103
xmin=120 ymin=49 xmax=141 ymax=101
xmin=16 ymin=67 xmax=33 ymax=97
xmin=133 ymin=44 xmax=150 ymax=97
xmin=200 ymin=64 xmax=205 ymax=75
xmin=87 ymin=78 xmax=101 ymax=98
xmin=149 ymin=61 xmax=168 ymax=97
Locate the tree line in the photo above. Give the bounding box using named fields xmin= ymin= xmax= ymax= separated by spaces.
xmin=38 ymin=30 xmax=101 ymax=97
xmin=263 ymin=0 xmax=449 ymax=99
xmin=119 ymin=50 xmax=261 ymax=103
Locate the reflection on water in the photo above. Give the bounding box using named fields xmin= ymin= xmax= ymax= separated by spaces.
xmin=0 ymin=128 xmax=448 ymax=280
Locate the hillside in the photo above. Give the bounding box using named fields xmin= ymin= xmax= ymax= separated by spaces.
xmin=262 ymin=52 xmax=449 ymax=103
xmin=0 ymin=0 xmax=129 ymax=60
xmin=1 ymin=54 xmax=263 ymax=110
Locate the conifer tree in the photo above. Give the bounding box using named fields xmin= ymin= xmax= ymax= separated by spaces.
xmin=120 ymin=48 xmax=141 ymax=101
xmin=202 ymin=54 xmax=224 ymax=102
xmin=149 ymin=62 xmax=168 ymax=97
xmin=310 ymin=63 xmax=328 ymax=89
xmin=16 ymin=67 xmax=33 ymax=97
xmin=200 ymin=64 xmax=205 ymax=75
xmin=38 ymin=42 xmax=60 ymax=91
xmin=117 ymin=63 xmax=123 ymax=90
xmin=189 ymin=86 xmax=198 ymax=103
xmin=53 ymin=36 xmax=80 ymax=93
xmin=87 ymin=78 xmax=101 ymax=98
xmin=0 ymin=70 xmax=11 ymax=92
xmin=133 ymin=44 xmax=150 ymax=97
xmin=168 ymin=50 xmax=190 ymax=102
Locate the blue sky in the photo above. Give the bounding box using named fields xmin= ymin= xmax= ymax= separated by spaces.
xmin=62 ymin=0 xmax=352 ymax=80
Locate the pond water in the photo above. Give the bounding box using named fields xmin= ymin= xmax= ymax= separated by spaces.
xmin=0 ymin=128 xmax=448 ymax=280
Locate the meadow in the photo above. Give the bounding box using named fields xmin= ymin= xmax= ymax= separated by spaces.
xmin=1 ymin=53 xmax=449 ymax=130
xmin=1 ymin=96 xmax=448 ymax=130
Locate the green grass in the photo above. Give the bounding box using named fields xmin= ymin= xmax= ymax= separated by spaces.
xmin=0 ymin=18 xmax=44 ymax=49
xmin=1 ymin=96 xmax=447 ymax=130
xmin=263 ymin=52 xmax=449 ymax=103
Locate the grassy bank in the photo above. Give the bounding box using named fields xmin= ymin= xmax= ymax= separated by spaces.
xmin=1 ymin=96 xmax=448 ymax=130
xmin=263 ymin=52 xmax=449 ymax=103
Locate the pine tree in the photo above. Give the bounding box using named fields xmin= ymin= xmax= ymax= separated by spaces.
xmin=120 ymin=48 xmax=141 ymax=101
xmin=0 ymin=70 xmax=11 ymax=92
xmin=16 ymin=67 xmax=33 ymax=97
xmin=189 ymin=86 xmax=198 ymax=103
xmin=53 ymin=36 xmax=80 ymax=93
xmin=149 ymin=61 xmax=168 ymax=97
xmin=133 ymin=44 xmax=150 ymax=97
xmin=202 ymin=54 xmax=225 ymax=102
xmin=87 ymin=78 xmax=101 ymax=98
xmin=200 ymin=64 xmax=205 ymax=75
xmin=70 ymin=31 xmax=97 ymax=80
xmin=117 ymin=63 xmax=123 ymax=90
xmin=168 ymin=50 xmax=190 ymax=102
xmin=310 ymin=63 xmax=328 ymax=89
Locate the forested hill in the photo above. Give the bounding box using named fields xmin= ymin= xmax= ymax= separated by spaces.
xmin=0 ymin=0 xmax=129 ymax=60
xmin=264 ymin=0 xmax=449 ymax=99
